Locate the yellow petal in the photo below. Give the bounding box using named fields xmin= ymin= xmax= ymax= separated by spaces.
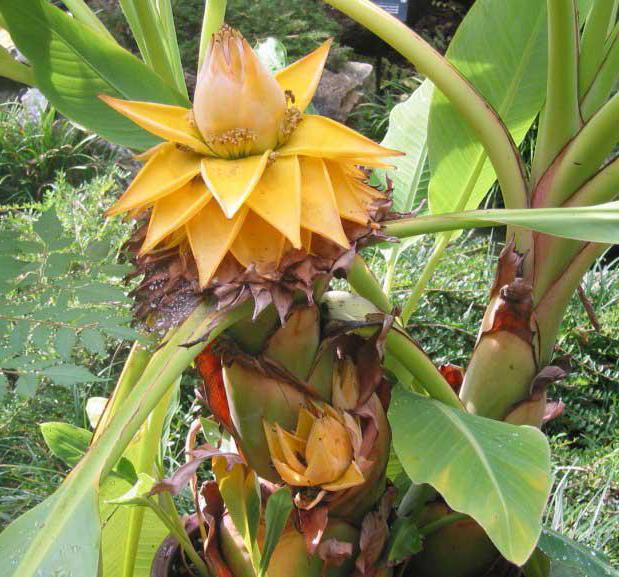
xmin=300 ymin=157 xmax=349 ymax=248
xmin=246 ymin=156 xmax=302 ymax=248
xmin=278 ymin=115 xmax=401 ymax=159
xmin=322 ymin=462 xmax=365 ymax=491
xmin=305 ymin=416 xmax=353 ymax=485
xmin=275 ymin=40 xmax=332 ymax=111
xmin=106 ymin=144 xmax=202 ymax=216
xmin=132 ymin=142 xmax=167 ymax=162
xmin=185 ymin=204 xmax=248 ymax=287
xmin=263 ymin=421 xmax=286 ymax=463
xmin=140 ymin=179 xmax=212 ymax=254
xmin=326 ymin=161 xmax=372 ymax=225
xmin=99 ymin=95 xmax=212 ymax=155
xmin=295 ymin=408 xmax=316 ymax=440
xmin=230 ymin=211 xmax=287 ymax=268
xmin=275 ymin=424 xmax=307 ymax=475
xmin=201 ymin=151 xmax=271 ymax=219
xmin=272 ymin=458 xmax=312 ymax=487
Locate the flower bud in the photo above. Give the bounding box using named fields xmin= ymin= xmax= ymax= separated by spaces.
xmin=263 ymin=404 xmax=365 ymax=492
xmin=193 ymin=25 xmax=288 ymax=158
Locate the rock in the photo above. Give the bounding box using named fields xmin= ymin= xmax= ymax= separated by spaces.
xmin=312 ymin=61 xmax=373 ymax=123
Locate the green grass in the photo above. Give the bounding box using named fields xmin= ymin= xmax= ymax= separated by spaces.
xmin=0 ymin=102 xmax=120 ymax=205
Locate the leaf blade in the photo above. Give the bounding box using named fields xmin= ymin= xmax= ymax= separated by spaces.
xmin=389 ymin=388 xmax=552 ymax=565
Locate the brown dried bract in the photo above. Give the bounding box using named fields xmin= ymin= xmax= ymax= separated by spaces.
xmin=125 ymin=184 xmax=391 ymax=330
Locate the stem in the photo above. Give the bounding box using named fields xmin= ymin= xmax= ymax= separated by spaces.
xmin=148 ymin=498 xmax=210 ymax=577
xmin=347 ymin=254 xmax=392 ymax=313
xmin=532 ymin=0 xmax=581 ymax=184
xmin=542 ymin=90 xmax=619 ymax=207
xmin=61 ymin=0 xmax=117 ymax=41
xmin=578 ymin=0 xmax=618 ymax=96
xmin=401 ymin=234 xmax=450 ymax=324
xmin=419 ymin=513 xmax=469 ymax=537
xmin=382 ymin=246 xmax=401 ymax=296
xmin=581 ymin=26 xmax=619 ymax=120
xmin=563 ymin=156 xmax=619 ymax=207
xmin=397 ymin=483 xmax=435 ymax=518
xmin=385 ymin=329 xmax=463 ymax=409
xmin=198 ymin=0 xmax=227 ymax=71
xmin=323 ymin=0 xmax=528 ymax=211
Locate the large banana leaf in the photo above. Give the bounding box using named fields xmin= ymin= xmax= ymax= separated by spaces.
xmin=99 ymin=381 xmax=180 ymax=577
xmin=0 ymin=0 xmax=190 ymax=150
xmin=428 ymin=0 xmax=548 ymax=215
xmin=390 ymin=388 xmax=551 ymax=565
xmin=378 ymin=79 xmax=433 ymax=294
xmin=383 ymin=201 xmax=619 ymax=245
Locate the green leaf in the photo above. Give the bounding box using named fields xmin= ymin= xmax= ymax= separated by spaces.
xmin=218 ymin=464 xmax=262 ymax=572
xmin=0 ymin=304 xmax=248 ymax=577
xmin=386 ymin=517 xmax=423 ymax=564
xmin=14 ymin=374 xmax=39 ymax=398
xmin=40 ymin=422 xmax=92 ymax=468
xmin=384 ymin=202 xmax=619 ymax=245
xmin=75 ymin=283 xmax=129 ymax=304
xmin=31 ymin=324 xmax=52 ymax=349
xmin=0 ymin=0 xmax=190 ymax=150
xmin=389 ymin=388 xmax=551 ymax=565
xmin=45 ymin=253 xmax=74 ymax=277
xmin=538 ymin=528 xmax=619 ymax=577
xmin=200 ymin=416 xmax=223 ymax=445
xmin=259 ymin=487 xmax=293 ymax=576
xmin=33 ymin=209 xmax=64 ymax=245
xmin=43 ymin=364 xmax=102 ymax=387
xmin=428 ymin=0 xmax=548 ymax=215
xmin=80 ymin=328 xmax=107 ymax=356
xmin=0 ymin=487 xmax=101 ymax=577
xmin=106 ymin=473 xmax=156 ymax=506
xmin=380 ymin=79 xmax=433 ymax=214
xmin=54 ymin=326 xmax=77 ymax=360
xmin=6 ymin=320 xmax=29 ymax=355
xmin=0 ymin=43 xmax=34 ymax=85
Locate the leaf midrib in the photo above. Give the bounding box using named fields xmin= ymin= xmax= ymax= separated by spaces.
xmin=433 ymin=401 xmax=514 ymax=554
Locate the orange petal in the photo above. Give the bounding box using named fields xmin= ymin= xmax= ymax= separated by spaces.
xmin=322 ymin=462 xmax=365 ymax=491
xmin=99 ymin=95 xmax=212 ymax=154
xmin=272 ymin=458 xmax=312 ymax=486
xmin=326 ymin=160 xmax=372 ymax=225
xmin=230 ymin=211 xmax=287 ymax=268
xmin=106 ymin=144 xmax=202 ymax=215
xmin=275 ymin=40 xmax=332 ymax=111
xmin=246 ymin=155 xmax=302 ymax=248
xmin=300 ymin=157 xmax=349 ymax=248
xmin=278 ymin=115 xmax=401 ymax=159
xmin=185 ymin=204 xmax=248 ymax=288
xmin=140 ymin=179 xmax=212 ymax=254
xmin=201 ymin=151 xmax=271 ymax=218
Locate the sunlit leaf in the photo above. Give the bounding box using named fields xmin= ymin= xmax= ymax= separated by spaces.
xmin=428 ymin=0 xmax=548 ymax=215
xmin=390 ymin=388 xmax=551 ymax=565
xmin=1 ymin=0 xmax=189 ymax=150
xmin=260 ymin=487 xmax=293 ymax=576
xmin=40 ymin=422 xmax=92 ymax=468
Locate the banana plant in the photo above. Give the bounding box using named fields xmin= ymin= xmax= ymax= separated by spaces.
xmin=0 ymin=0 xmax=617 ymax=577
